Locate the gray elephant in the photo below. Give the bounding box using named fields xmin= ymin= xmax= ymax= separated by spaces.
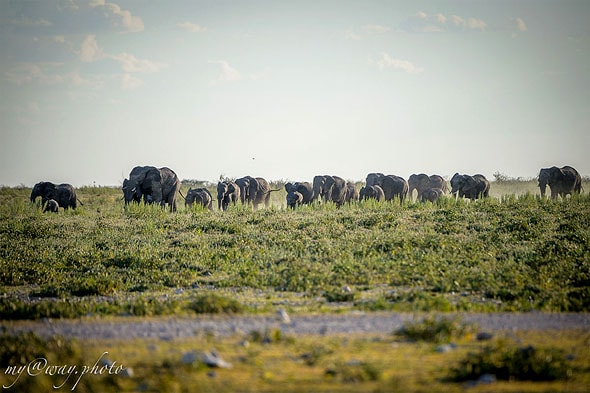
xmin=420 ymin=188 xmax=444 ymax=203
xmin=408 ymin=174 xmax=447 ymax=200
xmin=30 ymin=181 xmax=80 ymax=210
xmin=365 ymin=173 xmax=385 ymax=187
xmin=122 ymin=166 xmax=181 ymax=212
xmin=43 ymin=199 xmax=60 ymax=213
xmin=235 ymin=176 xmax=253 ymax=204
xmin=538 ymin=166 xmax=582 ymax=199
xmin=359 ymin=185 xmax=385 ymax=201
xmin=312 ymin=175 xmax=329 ymax=202
xmin=369 ymin=174 xmax=408 ymax=203
xmin=217 ymin=181 xmax=241 ymax=211
xmin=285 ymin=181 xmax=314 ymax=204
xmin=344 ymin=182 xmax=359 ymax=203
xmin=321 ymin=175 xmax=347 ymax=208
xmin=185 ymin=187 xmax=213 ymax=210
xmin=450 ymin=173 xmax=490 ymax=200
xmin=286 ymin=189 xmax=303 ymax=209
xmin=236 ymin=176 xmax=280 ymax=209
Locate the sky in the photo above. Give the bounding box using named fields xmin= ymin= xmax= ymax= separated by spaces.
xmin=1 ymin=0 xmax=588 ymax=187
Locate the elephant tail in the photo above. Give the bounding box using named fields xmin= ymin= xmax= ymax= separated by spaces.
xmin=77 ymin=198 xmax=84 ymax=206
xmin=178 ymin=189 xmax=186 ymax=200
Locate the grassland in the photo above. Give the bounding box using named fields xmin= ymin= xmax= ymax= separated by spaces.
xmin=0 ymin=180 xmax=589 ymax=392
xmin=0 ymin=180 xmax=588 ymax=318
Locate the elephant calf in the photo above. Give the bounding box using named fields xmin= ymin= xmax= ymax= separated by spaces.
xmin=43 ymin=199 xmax=59 ymax=213
xmin=217 ymin=181 xmax=240 ymax=211
xmin=185 ymin=187 xmax=213 ymax=210
xmin=359 ymin=185 xmax=385 ymax=201
xmin=420 ymin=188 xmax=444 ymax=203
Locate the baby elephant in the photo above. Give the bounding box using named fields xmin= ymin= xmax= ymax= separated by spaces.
xmin=421 ymin=188 xmax=444 ymax=202
xmin=359 ymin=185 xmax=385 ymax=201
xmin=43 ymin=199 xmax=59 ymax=213
xmin=185 ymin=187 xmax=213 ymax=210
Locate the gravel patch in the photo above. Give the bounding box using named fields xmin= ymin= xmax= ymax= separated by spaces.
xmin=3 ymin=312 xmax=589 ymax=340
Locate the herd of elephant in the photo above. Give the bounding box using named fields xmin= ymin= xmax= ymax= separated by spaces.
xmin=29 ymin=165 xmax=583 ymax=213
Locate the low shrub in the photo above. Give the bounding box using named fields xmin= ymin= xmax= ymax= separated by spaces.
xmin=187 ymin=293 xmax=243 ymax=314
xmin=394 ymin=316 xmax=471 ymax=343
xmin=450 ymin=340 xmax=572 ymax=381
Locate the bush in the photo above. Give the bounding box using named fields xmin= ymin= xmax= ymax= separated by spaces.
xmin=187 ymin=294 xmax=243 ymax=314
xmin=394 ymin=316 xmax=470 ymax=343
xmin=450 ymin=340 xmax=572 ymax=381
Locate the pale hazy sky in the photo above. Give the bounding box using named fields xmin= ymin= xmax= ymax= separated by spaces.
xmin=1 ymin=0 xmax=588 ymax=187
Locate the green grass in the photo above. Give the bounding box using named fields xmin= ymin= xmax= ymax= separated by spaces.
xmin=0 ymin=181 xmax=589 ymax=319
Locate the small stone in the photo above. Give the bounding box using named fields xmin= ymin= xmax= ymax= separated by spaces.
xmin=182 ymin=351 xmax=198 ymax=365
xmin=277 ymin=309 xmax=291 ymax=324
xmin=476 ymin=332 xmax=493 ymax=341
xmin=342 ymin=285 xmax=352 ymax=293
xmin=435 ymin=344 xmax=454 ymax=353
xmin=478 ymin=374 xmax=496 ymax=384
xmin=202 ymin=351 xmax=232 ymax=369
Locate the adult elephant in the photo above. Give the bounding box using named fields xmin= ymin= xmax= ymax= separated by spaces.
xmin=217 ymin=181 xmax=240 ymax=211
xmin=372 ymin=175 xmax=408 ymax=203
xmin=30 ymin=182 xmax=79 ymax=210
xmin=345 ymin=182 xmax=359 ymax=203
xmin=285 ymin=181 xmax=314 ymax=204
xmin=359 ymin=185 xmax=385 ymax=201
xmin=321 ymin=175 xmax=347 ymax=207
xmin=408 ymin=173 xmax=447 ymax=200
xmin=538 ymin=166 xmax=582 ymax=200
xmin=450 ymin=173 xmax=490 ymax=200
xmin=235 ymin=176 xmax=253 ymax=204
xmin=248 ymin=176 xmax=278 ymax=209
xmin=312 ymin=175 xmax=329 ymax=202
xmin=122 ymin=166 xmax=181 ymax=212
xmin=185 ymin=187 xmax=213 ymax=210
xmin=365 ymin=173 xmax=385 ymax=187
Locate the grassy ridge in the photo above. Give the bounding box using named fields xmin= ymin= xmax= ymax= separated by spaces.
xmin=0 ymin=182 xmax=588 ymax=319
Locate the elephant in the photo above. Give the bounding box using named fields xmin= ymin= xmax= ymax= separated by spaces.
xmin=321 ymin=175 xmax=348 ymax=207
xmin=217 ymin=181 xmax=241 ymax=211
xmin=185 ymin=187 xmax=213 ymax=210
xmin=235 ymin=176 xmax=253 ymax=204
xmin=43 ymin=199 xmax=59 ymax=213
xmin=359 ymin=185 xmax=385 ymax=201
xmin=365 ymin=173 xmax=385 ymax=187
xmin=30 ymin=182 xmax=79 ymax=209
xmin=450 ymin=173 xmax=490 ymax=200
xmin=420 ymin=188 xmax=444 ymax=203
xmin=538 ymin=166 xmax=582 ymax=199
xmin=285 ymin=181 xmax=314 ymax=204
xmin=235 ymin=176 xmax=278 ymax=209
xmin=286 ymin=190 xmax=303 ymax=209
xmin=312 ymin=175 xmax=329 ymax=202
xmin=372 ymin=175 xmax=408 ymax=203
xmin=408 ymin=174 xmax=447 ymax=200
xmin=122 ymin=166 xmax=181 ymax=212
xmin=344 ymin=182 xmax=359 ymax=203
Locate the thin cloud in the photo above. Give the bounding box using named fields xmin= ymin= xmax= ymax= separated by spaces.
xmin=111 ymin=53 xmax=165 ymax=73
xmin=178 ymin=22 xmax=207 ymax=33
xmin=10 ymin=17 xmax=52 ymax=27
xmin=209 ymin=60 xmax=242 ymax=83
xmin=78 ymin=35 xmax=105 ymax=63
xmin=375 ymin=53 xmax=424 ymax=74
xmin=89 ymin=0 xmax=144 ymax=32
xmin=345 ymin=24 xmax=390 ymax=40
xmin=363 ymin=24 xmax=390 ymax=34
xmin=404 ymin=11 xmax=487 ymax=33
